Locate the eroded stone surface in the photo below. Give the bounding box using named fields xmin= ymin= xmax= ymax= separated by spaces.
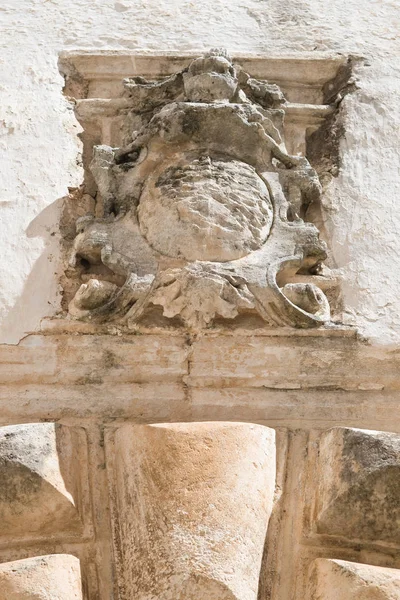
xmin=67 ymin=50 xmax=331 ymax=331
xmin=0 ymin=554 xmax=83 ymax=600
xmin=138 ymin=156 xmax=273 ymax=262
xmin=0 ymin=423 xmax=83 ymax=537
xmin=109 ymin=422 xmax=276 ymax=600
xmin=315 ymin=427 xmax=400 ymax=543
xmin=307 ymin=559 xmax=400 ymax=600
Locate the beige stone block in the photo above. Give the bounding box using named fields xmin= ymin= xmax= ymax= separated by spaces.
xmin=110 ymin=422 xmax=276 ymax=600
xmin=307 ymin=558 xmax=400 ymax=599
xmin=187 ymin=335 xmax=394 ymax=390
xmin=0 ymin=336 xmax=57 ymax=384
xmin=0 ymin=554 xmax=82 ymax=599
xmin=0 ymin=334 xmax=188 ymax=385
xmin=53 ymin=335 xmax=188 ymax=384
xmin=315 ymin=427 xmax=400 ymax=543
xmin=0 ymin=423 xmax=83 ymax=538
xmin=0 ymin=382 xmax=187 ymax=422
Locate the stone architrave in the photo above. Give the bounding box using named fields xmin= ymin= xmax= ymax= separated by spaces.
xmin=68 ymin=49 xmax=330 ymax=330
xmin=315 ymin=427 xmax=400 ymax=543
xmin=109 ymin=422 xmax=276 ymax=600
xmin=0 ymin=554 xmax=83 ymax=600
xmin=0 ymin=423 xmax=83 ymax=537
xmin=307 ymin=559 xmax=400 ymax=600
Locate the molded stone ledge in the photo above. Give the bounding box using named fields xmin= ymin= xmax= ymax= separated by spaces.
xmin=73 ymin=97 xmax=335 ymax=156
xmin=307 ymin=559 xmax=400 ymax=599
xmin=108 ymin=422 xmax=276 ymax=600
xmin=40 ymin=317 xmax=354 ymax=337
xmin=59 ymin=51 xmax=346 ymax=103
xmin=314 ymin=427 xmax=400 ymax=544
xmin=0 ymin=554 xmax=83 ymax=599
xmin=0 ymin=423 xmax=86 ymax=540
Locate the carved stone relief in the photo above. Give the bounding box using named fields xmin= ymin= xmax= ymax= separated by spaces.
xmin=3 ymin=48 xmax=391 ymax=600
xmin=66 ymin=50 xmax=333 ymax=330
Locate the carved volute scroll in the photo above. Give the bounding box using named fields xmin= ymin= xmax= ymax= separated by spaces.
xmin=68 ymin=49 xmax=331 ymax=330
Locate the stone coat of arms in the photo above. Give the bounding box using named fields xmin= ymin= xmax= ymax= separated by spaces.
xmin=68 ymin=49 xmax=330 ymax=330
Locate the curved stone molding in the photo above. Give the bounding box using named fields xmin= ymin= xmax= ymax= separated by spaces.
xmin=307 ymin=559 xmax=400 ymax=600
xmin=0 ymin=554 xmax=83 ymax=599
xmin=315 ymin=427 xmax=400 ymax=543
xmin=67 ymin=49 xmax=332 ymax=330
xmin=110 ymin=422 xmax=276 ymax=600
xmin=0 ymin=423 xmax=83 ymax=537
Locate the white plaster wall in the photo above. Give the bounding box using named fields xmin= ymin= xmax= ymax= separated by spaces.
xmin=0 ymin=0 xmax=399 ymax=343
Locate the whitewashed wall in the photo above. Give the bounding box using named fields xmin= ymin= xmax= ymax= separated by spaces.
xmin=0 ymin=0 xmax=399 ymax=343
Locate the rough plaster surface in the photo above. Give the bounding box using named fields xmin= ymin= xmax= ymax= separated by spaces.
xmin=0 ymin=0 xmax=400 ymax=342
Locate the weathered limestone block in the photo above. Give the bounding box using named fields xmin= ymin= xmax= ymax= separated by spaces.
xmin=0 ymin=423 xmax=83 ymax=537
xmin=0 ymin=554 xmax=82 ymax=599
xmin=315 ymin=427 xmax=400 ymax=543
xmin=110 ymin=422 xmax=276 ymax=600
xmin=67 ymin=49 xmax=332 ymax=330
xmin=307 ymin=559 xmax=400 ymax=600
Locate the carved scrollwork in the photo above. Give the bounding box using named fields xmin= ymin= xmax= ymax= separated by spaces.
xmin=68 ymin=49 xmax=331 ymax=330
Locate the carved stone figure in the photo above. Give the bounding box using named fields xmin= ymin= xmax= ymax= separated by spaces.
xmin=68 ymin=49 xmax=330 ymax=330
